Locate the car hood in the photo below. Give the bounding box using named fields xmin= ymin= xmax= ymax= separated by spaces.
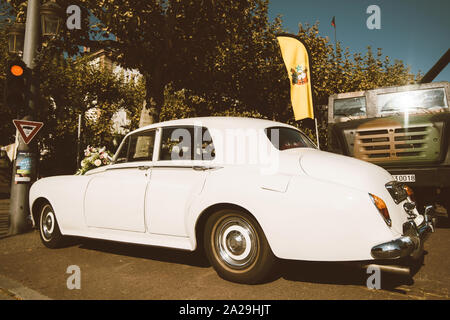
xmin=294 ymin=149 xmax=393 ymax=192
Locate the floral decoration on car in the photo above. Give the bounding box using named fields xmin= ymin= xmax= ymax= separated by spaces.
xmin=75 ymin=146 xmax=113 ymax=175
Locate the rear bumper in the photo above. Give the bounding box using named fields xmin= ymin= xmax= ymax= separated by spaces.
xmin=370 ymin=206 xmax=435 ymax=260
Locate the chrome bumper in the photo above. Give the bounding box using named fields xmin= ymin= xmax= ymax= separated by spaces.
xmin=371 ymin=205 xmax=435 ymax=260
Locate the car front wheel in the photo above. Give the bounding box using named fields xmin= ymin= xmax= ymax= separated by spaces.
xmin=204 ymin=209 xmax=276 ymax=284
xmin=39 ymin=203 xmax=65 ymax=248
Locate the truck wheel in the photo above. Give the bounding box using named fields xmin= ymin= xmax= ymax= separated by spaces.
xmin=204 ymin=209 xmax=276 ymax=284
xmin=39 ymin=203 xmax=65 ymax=248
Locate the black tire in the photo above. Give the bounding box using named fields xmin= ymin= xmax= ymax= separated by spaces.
xmin=39 ymin=203 xmax=65 ymax=248
xmin=204 ymin=209 xmax=276 ymax=284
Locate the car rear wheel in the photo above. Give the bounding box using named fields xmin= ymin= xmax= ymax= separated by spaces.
xmin=204 ymin=209 xmax=276 ymax=284
xmin=39 ymin=203 xmax=65 ymax=248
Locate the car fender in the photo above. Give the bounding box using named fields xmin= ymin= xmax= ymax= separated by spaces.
xmin=29 ymin=175 xmax=91 ymax=234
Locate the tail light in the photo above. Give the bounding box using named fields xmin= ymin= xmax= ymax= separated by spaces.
xmin=403 ymin=185 xmax=415 ymax=202
xmin=369 ymin=193 xmax=391 ymax=227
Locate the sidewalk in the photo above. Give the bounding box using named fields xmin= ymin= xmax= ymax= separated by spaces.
xmin=0 ymin=199 xmax=9 ymax=238
xmin=0 ymin=274 xmax=51 ymax=300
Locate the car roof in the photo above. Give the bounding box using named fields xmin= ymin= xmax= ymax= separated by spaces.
xmin=130 ymin=116 xmax=297 ymax=135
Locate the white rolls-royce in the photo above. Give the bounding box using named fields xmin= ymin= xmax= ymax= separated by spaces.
xmin=29 ymin=117 xmax=434 ymax=283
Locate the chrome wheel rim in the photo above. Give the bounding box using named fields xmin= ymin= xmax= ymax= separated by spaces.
xmin=214 ymin=216 xmax=258 ymax=270
xmin=41 ymin=209 xmax=55 ymax=240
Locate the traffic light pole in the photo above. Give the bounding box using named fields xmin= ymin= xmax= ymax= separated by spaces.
xmin=8 ymin=0 xmax=41 ymax=235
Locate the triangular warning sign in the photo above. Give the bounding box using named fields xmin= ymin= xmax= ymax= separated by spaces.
xmin=13 ymin=120 xmax=44 ymax=144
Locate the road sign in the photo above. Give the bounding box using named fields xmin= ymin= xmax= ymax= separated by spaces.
xmin=13 ymin=120 xmax=44 ymax=144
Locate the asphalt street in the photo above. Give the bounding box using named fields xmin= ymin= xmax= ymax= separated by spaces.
xmin=0 ymin=224 xmax=449 ymax=300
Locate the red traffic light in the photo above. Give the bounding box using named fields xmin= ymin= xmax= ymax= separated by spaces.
xmin=10 ymin=65 xmax=24 ymax=76
xmin=4 ymin=59 xmax=29 ymax=109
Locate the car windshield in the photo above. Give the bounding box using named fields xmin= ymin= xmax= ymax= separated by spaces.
xmin=333 ymin=96 xmax=367 ymax=117
xmin=377 ymin=88 xmax=448 ymax=114
xmin=265 ymin=127 xmax=317 ymax=150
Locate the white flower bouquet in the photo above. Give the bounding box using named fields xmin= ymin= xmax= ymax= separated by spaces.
xmin=75 ymin=146 xmax=113 ymax=175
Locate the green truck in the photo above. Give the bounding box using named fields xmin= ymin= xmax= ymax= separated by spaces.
xmin=327 ymin=81 xmax=450 ymax=219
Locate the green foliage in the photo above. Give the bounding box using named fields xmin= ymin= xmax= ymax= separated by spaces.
xmin=0 ymin=21 xmax=19 ymax=147
xmin=31 ymin=50 xmax=145 ymax=176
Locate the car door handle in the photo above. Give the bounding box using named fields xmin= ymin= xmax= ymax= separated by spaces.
xmin=193 ymin=166 xmax=222 ymax=171
xmin=193 ymin=166 xmax=209 ymax=171
xmin=138 ymin=166 xmax=151 ymax=170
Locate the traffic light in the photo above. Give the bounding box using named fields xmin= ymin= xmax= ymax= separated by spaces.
xmin=4 ymin=59 xmax=29 ymax=113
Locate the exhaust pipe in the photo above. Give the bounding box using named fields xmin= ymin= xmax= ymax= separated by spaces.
xmin=361 ymin=263 xmax=411 ymax=277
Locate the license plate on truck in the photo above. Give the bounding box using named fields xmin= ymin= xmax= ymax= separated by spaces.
xmin=392 ymin=174 xmax=416 ymax=183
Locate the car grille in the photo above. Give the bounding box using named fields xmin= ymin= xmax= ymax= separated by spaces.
xmin=352 ymin=123 xmax=442 ymax=164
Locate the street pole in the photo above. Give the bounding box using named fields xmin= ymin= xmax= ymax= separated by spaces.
xmin=8 ymin=0 xmax=41 ymax=235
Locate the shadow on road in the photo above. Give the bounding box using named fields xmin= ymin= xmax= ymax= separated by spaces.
xmin=277 ymin=259 xmax=415 ymax=293
xmin=70 ymin=236 xmax=420 ymax=294
xmin=73 ymin=237 xmax=210 ymax=268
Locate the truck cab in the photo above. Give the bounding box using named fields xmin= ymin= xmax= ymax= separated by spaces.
xmin=327 ymin=81 xmax=450 ymax=219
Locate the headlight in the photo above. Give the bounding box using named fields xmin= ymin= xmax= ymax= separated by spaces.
xmin=369 ymin=193 xmax=392 ymax=227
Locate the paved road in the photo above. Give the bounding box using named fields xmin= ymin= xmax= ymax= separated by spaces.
xmin=0 ymin=225 xmax=449 ymax=300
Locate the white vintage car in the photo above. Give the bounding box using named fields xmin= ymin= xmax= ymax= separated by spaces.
xmin=29 ymin=117 xmax=435 ymax=283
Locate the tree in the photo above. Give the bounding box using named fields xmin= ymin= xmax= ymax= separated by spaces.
xmin=32 ymin=51 xmax=144 ymax=175
xmin=62 ymin=0 xmax=284 ymax=127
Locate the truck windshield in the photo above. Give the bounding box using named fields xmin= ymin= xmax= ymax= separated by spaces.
xmin=333 ymin=96 xmax=366 ymax=117
xmin=265 ymin=127 xmax=317 ymax=150
xmin=377 ymin=88 xmax=448 ymax=115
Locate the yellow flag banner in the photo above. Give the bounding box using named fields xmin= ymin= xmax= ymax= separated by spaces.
xmin=277 ymin=35 xmax=314 ymax=120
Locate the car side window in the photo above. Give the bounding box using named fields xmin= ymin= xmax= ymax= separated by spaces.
xmin=159 ymin=126 xmax=215 ymax=161
xmin=200 ymin=128 xmax=215 ymax=160
xmin=128 ymin=130 xmax=156 ymax=162
xmin=115 ymin=130 xmax=156 ymax=163
xmin=115 ymin=136 xmax=130 ymax=163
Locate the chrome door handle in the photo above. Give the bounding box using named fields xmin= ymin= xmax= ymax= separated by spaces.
xmin=138 ymin=166 xmax=151 ymax=170
xmin=193 ymin=166 xmax=208 ymax=171
xmin=193 ymin=166 xmax=222 ymax=171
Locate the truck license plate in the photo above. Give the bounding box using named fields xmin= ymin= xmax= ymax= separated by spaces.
xmin=392 ymin=174 xmax=416 ymax=183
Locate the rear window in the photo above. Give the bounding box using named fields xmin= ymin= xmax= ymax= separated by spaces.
xmin=265 ymin=127 xmax=316 ymax=150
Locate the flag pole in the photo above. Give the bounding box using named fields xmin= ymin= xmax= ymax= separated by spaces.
xmin=334 ymin=26 xmax=337 ymax=52
xmin=314 ymin=118 xmax=320 ymax=149
xmin=331 ymin=16 xmax=337 ymax=53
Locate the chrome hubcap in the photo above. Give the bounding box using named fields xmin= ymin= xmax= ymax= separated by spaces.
xmin=214 ymin=216 xmax=258 ymax=270
xmin=42 ymin=210 xmax=55 ymax=240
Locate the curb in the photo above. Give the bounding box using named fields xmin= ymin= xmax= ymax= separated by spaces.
xmin=0 ymin=274 xmax=52 ymax=300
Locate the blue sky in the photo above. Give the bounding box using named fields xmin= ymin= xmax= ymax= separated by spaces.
xmin=268 ymin=0 xmax=449 ymax=82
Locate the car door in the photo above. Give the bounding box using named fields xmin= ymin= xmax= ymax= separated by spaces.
xmin=145 ymin=126 xmax=215 ymax=237
xmin=84 ymin=129 xmax=156 ymax=233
